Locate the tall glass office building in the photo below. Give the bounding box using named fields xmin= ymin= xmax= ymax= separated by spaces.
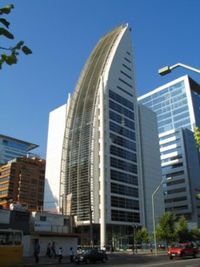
xmin=0 ymin=134 xmax=38 ymax=164
xmin=61 ymin=24 xmax=141 ymax=247
xmin=138 ymin=75 xmax=200 ymax=227
xmin=44 ymin=24 xmax=163 ymax=247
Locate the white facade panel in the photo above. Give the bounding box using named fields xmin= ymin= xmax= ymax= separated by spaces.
xmin=44 ymin=104 xmax=67 ymax=213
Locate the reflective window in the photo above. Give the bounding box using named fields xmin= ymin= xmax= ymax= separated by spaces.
xmin=166 ymin=178 xmax=185 ymax=186
xmin=166 ymin=205 xmax=188 ymax=211
xmin=110 ymin=169 xmax=138 ymax=185
xmin=109 ymin=110 xmax=135 ymax=129
xmin=163 ymin=170 xmax=184 ymax=179
xmin=111 ymin=210 xmax=140 ymax=223
xmin=110 ymin=145 xmax=137 ymax=162
xmin=160 ymin=146 xmax=182 ymax=156
xmin=122 ymin=63 xmax=132 ymax=72
xmin=111 ymin=182 xmax=138 ymax=197
xmin=109 ymin=90 xmax=134 ymax=110
xmin=120 ymin=70 xmax=132 ymax=80
xmin=110 ymin=133 xmax=136 ymax=151
xmin=174 ymin=118 xmax=191 ymax=129
xmin=192 ymin=90 xmax=200 ymax=126
xmin=111 ymin=196 xmax=139 ymax=210
xmin=167 ymin=187 xmax=186 ymax=194
xmin=119 ymin=78 xmax=132 ymax=88
xmin=111 ymin=157 xmax=137 ymax=173
xmin=139 ymin=81 xmax=192 ymax=134
xmin=109 ymin=100 xmax=134 ymax=119
xmin=116 ymin=86 xmax=133 ymax=97
xmin=160 ymin=139 xmax=180 ymax=148
xmin=165 ymin=196 xmax=187 ymax=203
xmin=110 ymin=121 xmax=135 ymax=140
xmin=162 ymin=163 xmax=183 ymax=172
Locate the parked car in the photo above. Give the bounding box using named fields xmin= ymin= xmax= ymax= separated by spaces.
xmin=158 ymin=244 xmax=166 ymax=250
xmin=74 ymin=248 xmax=108 ymax=264
xmin=168 ymin=242 xmax=198 ymax=260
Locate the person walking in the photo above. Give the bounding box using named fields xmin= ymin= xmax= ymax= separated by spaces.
xmin=51 ymin=241 xmax=56 ymax=258
xmin=46 ymin=242 xmax=51 ymax=257
xmin=34 ymin=239 xmax=40 ymax=263
xmin=58 ymin=247 xmax=63 ymax=263
xmin=69 ymin=247 xmax=74 ymax=263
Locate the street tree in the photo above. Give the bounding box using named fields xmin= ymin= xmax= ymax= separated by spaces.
xmin=156 ymin=212 xmax=176 ymax=245
xmin=0 ymin=4 xmax=32 ymax=69
xmin=194 ymin=127 xmax=200 ymax=152
xmin=193 ymin=127 xmax=200 ymax=200
xmin=175 ymin=216 xmax=190 ymax=242
xmin=135 ymin=227 xmax=150 ymax=245
xmin=190 ymin=227 xmax=200 ymax=241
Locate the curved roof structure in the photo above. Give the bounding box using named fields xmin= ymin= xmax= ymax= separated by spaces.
xmin=60 ymin=24 xmax=132 ymax=221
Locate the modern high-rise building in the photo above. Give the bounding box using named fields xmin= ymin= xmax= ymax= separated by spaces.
xmin=44 ymin=24 xmax=163 ymax=247
xmin=138 ymin=75 xmax=200 ymax=227
xmin=0 ymin=134 xmax=38 ymax=164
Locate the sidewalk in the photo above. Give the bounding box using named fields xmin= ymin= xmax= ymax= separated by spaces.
xmin=17 ymin=250 xmax=167 ymax=266
xmin=17 ymin=256 xmax=71 ymax=267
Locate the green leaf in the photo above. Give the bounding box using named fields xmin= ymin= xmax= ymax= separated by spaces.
xmin=0 ymin=27 xmax=14 ymax=39
xmin=5 ymin=54 xmax=17 ymax=65
xmin=22 ymin=45 xmax=32 ymax=55
xmin=196 ymin=193 xmax=200 ymax=200
xmin=14 ymin=41 xmax=24 ymax=50
xmin=1 ymin=54 xmax=7 ymax=60
xmin=194 ymin=127 xmax=200 ymax=151
xmin=0 ymin=4 xmax=14 ymax=15
xmin=0 ymin=18 xmax=10 ymax=28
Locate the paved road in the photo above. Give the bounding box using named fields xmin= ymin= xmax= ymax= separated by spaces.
xmin=106 ymin=253 xmax=200 ymax=267
xmin=17 ymin=252 xmax=200 ymax=267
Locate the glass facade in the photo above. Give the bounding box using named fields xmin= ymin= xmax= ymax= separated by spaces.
xmin=139 ymin=76 xmax=200 ymax=221
xmin=192 ymin=90 xmax=200 ymax=126
xmin=139 ymin=81 xmax=191 ymax=134
xmin=0 ymin=135 xmax=38 ymax=164
xmin=60 ymin=24 xmax=141 ymax=234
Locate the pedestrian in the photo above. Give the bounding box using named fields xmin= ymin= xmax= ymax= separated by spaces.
xmin=34 ymin=239 xmax=40 ymax=263
xmin=69 ymin=247 xmax=74 ymax=262
xmin=51 ymin=241 xmax=56 ymax=258
xmin=46 ymin=242 xmax=51 ymax=257
xmin=58 ymin=247 xmax=63 ymax=263
xmin=150 ymin=244 xmax=153 ymax=254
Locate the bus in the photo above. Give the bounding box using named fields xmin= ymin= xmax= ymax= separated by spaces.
xmin=0 ymin=229 xmax=23 ymax=267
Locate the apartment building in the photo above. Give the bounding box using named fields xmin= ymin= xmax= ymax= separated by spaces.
xmin=0 ymin=156 xmax=45 ymax=211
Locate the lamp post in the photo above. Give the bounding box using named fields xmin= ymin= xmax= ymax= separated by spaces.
xmin=132 ymin=224 xmax=137 ymax=254
xmin=158 ymin=63 xmax=200 ymax=76
xmin=152 ymin=177 xmax=171 ymax=255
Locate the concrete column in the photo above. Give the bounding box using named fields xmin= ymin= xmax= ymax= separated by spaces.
xmin=100 ymin=76 xmax=106 ymax=249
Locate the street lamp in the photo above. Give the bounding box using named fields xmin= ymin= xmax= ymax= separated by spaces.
xmin=152 ymin=177 xmax=171 ymax=255
xmin=158 ymin=63 xmax=200 ymax=76
xmin=132 ymin=224 xmax=138 ymax=254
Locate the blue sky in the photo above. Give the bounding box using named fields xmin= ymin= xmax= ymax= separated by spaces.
xmin=1 ymin=0 xmax=200 ymax=158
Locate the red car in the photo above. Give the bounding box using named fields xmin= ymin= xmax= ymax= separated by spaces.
xmin=168 ymin=242 xmax=198 ymax=259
